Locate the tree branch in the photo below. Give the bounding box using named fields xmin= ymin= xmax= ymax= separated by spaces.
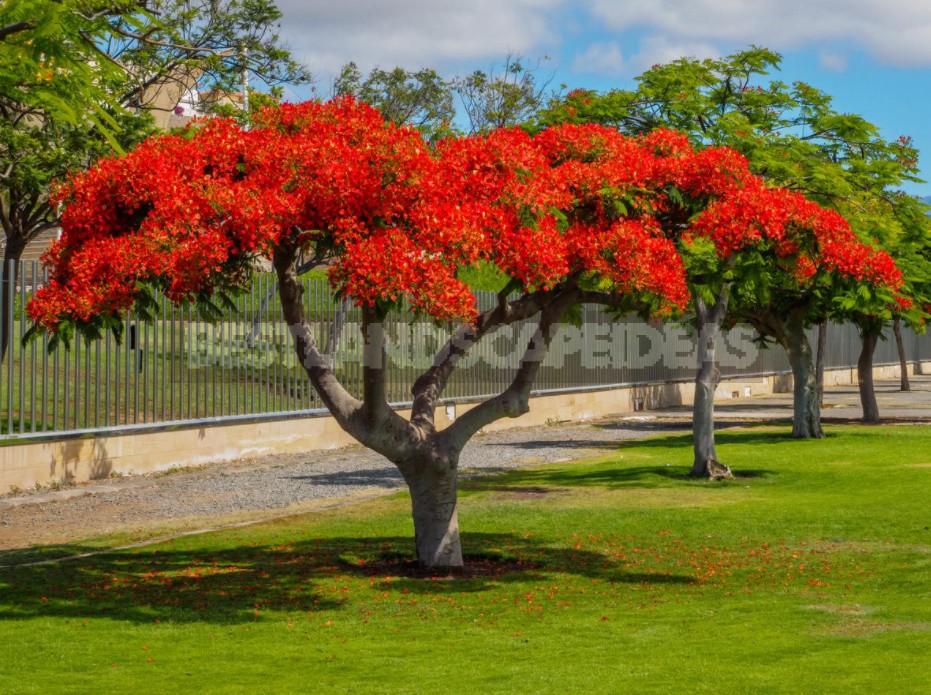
xmin=272 ymin=245 xmax=363 ymax=428
xmin=439 ymin=287 xmax=579 ymax=453
xmin=409 ymin=290 xmax=548 ymax=429
xmin=106 ymin=23 xmax=237 ymax=57
xmin=274 ymin=245 xmax=414 ymax=461
xmin=0 ymin=21 xmax=35 ymax=42
xmin=361 ymin=304 xmax=394 ymax=424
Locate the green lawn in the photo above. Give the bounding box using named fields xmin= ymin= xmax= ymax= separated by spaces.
xmin=1 ymin=424 xmax=930 ymax=693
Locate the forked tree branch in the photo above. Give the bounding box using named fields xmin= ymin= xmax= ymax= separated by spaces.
xmin=439 ymin=287 xmax=580 ymax=452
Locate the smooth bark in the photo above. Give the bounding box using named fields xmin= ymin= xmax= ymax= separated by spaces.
xmin=690 ymin=291 xmax=732 ymax=479
xmin=857 ymin=332 xmax=880 ymax=423
xmin=893 ymin=318 xmax=910 ymax=392
xmin=784 ymin=314 xmax=823 ymax=439
xmin=0 ymin=235 xmax=27 ymax=365
xmin=401 ymin=455 xmax=463 ymax=567
xmin=816 ymin=319 xmax=827 ymax=405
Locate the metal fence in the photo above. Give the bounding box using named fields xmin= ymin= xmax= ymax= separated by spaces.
xmin=2 ymin=261 xmax=929 ymax=440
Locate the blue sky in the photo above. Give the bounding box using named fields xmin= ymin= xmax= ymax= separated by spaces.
xmin=275 ymin=1 xmax=931 ymax=196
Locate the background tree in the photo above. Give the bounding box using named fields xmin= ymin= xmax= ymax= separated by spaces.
xmin=453 ymin=54 xmax=554 ymax=133
xmin=0 ymin=0 xmax=307 ymax=362
xmin=332 ymin=62 xmax=456 ymax=142
xmin=832 ymin=191 xmax=931 ymax=422
xmin=103 ymin=0 xmax=308 ymax=116
xmin=0 ymin=0 xmax=142 ymax=136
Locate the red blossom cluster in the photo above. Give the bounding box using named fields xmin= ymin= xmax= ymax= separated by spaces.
xmin=28 ymin=97 xmax=903 ymax=333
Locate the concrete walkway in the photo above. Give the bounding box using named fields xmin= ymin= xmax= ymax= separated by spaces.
xmin=651 ymin=373 xmax=931 ymax=424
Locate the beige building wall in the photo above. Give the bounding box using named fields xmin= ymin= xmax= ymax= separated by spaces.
xmin=139 ymin=66 xmax=203 ymax=130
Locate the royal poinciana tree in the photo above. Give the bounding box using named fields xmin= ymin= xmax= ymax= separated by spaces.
xmin=27 ymin=98 xmax=899 ymax=565
xmin=613 ymin=130 xmax=903 ymax=470
xmin=537 ymin=47 xmax=911 ymax=450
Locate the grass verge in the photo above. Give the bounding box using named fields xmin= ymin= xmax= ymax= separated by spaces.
xmin=1 ymin=424 xmax=930 ymax=693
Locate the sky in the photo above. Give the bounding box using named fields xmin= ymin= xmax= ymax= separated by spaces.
xmin=273 ymin=0 xmax=931 ymax=196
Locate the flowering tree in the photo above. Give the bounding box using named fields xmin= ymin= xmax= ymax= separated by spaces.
xmin=27 ymin=98 xmax=899 ymax=565
xmin=538 ymin=47 xmax=911 ymax=454
xmin=604 ymin=129 xmax=903 ymax=471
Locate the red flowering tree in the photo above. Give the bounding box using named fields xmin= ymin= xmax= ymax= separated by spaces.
xmin=627 ymin=130 xmax=903 ymax=469
xmin=537 ymin=48 xmax=911 ymax=461
xmin=28 ymin=99 xmax=690 ymax=566
xmin=26 ymin=97 xmax=900 ymax=565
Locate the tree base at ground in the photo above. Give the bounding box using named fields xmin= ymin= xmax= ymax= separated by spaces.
xmin=690 ymin=458 xmax=733 ymax=480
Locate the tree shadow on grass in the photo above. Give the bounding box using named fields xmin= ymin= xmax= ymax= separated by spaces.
xmin=459 ymin=430 xmax=780 ymax=491
xmin=0 ymin=532 xmax=696 ymax=625
xmin=461 ymin=465 xmax=770 ymax=492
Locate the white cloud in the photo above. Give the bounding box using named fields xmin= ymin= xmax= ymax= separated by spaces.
xmin=572 ymin=42 xmax=625 ymax=76
xmin=626 ymin=35 xmax=720 ymax=72
xmin=818 ymin=50 xmax=848 ymax=72
xmin=275 ymin=0 xmax=562 ymax=81
xmin=586 ymin=0 xmax=931 ymax=67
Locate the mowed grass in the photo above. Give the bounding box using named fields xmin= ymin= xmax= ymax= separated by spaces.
xmin=1 ymin=424 xmax=930 ymax=694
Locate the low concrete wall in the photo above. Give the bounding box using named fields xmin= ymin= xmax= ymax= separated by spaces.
xmin=2 ymin=362 xmax=929 ymax=492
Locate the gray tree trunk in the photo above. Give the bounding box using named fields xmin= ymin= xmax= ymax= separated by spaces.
xmin=816 ymin=319 xmax=827 ymax=405
xmin=690 ymin=291 xmax=732 ymax=479
xmin=401 ymin=456 xmax=463 ymax=567
xmin=0 ymin=236 xmax=27 ymax=365
xmin=784 ymin=317 xmax=823 ymax=439
xmin=893 ymin=318 xmax=910 ymax=392
xmin=858 ymin=332 xmax=880 ymax=423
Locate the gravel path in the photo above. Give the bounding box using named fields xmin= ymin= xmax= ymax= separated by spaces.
xmin=0 ymin=416 xmax=689 ymax=550
xmin=4 ymin=376 xmax=926 ymax=552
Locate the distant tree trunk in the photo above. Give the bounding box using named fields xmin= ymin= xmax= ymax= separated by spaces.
xmin=858 ymin=332 xmax=880 ymax=423
xmin=323 ymin=297 xmax=350 ymax=359
xmin=784 ymin=314 xmax=823 ymax=439
xmin=0 ymin=235 xmax=28 ymax=365
xmin=816 ymin=319 xmax=827 ymax=405
xmin=690 ymin=290 xmax=732 ymax=479
xmin=893 ymin=318 xmax=910 ymax=392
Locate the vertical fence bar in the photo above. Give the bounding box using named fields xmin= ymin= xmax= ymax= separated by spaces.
xmin=143 ymin=319 xmax=150 ymax=423
xmin=132 ymin=317 xmax=140 ymax=424
xmin=123 ymin=314 xmax=130 ymax=425
xmin=251 ymin=286 xmax=256 ymax=413
xmin=52 ymin=330 xmax=59 ymax=432
xmin=28 ymin=262 xmax=37 ymax=432
xmin=113 ymin=312 xmax=120 ymax=427
xmin=17 ymin=263 xmax=26 ymax=434
xmin=62 ymin=332 xmax=70 ymax=431
xmin=235 ymin=292 xmax=242 ymax=416
xmin=83 ymin=330 xmax=90 ymax=429
xmin=273 ymin=290 xmax=280 ymax=413
xmin=103 ymin=319 xmax=110 ymax=428
xmin=170 ymin=301 xmax=176 ymax=422
xmin=3 ymin=262 xmax=10 ymax=435
xmin=72 ymin=331 xmax=79 ymax=430
xmin=160 ymin=293 xmax=166 ymax=423
xmin=39 ymin=265 xmax=49 ymax=433
xmin=220 ymin=302 xmax=227 ymax=418
xmin=187 ymin=305 xmax=194 ymax=420
xmin=209 ymin=315 xmax=216 ymax=419
xmin=94 ymin=313 xmax=102 ymax=429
